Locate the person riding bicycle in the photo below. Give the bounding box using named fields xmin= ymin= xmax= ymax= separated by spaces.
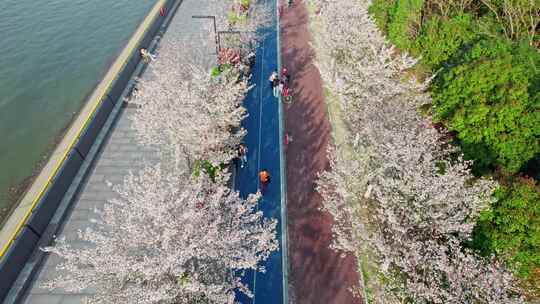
xmin=282 ymin=84 xmax=290 ymax=100
xmin=281 ymin=67 xmax=289 ymax=84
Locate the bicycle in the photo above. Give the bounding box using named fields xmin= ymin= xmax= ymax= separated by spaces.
xmin=284 ymin=95 xmax=293 ymax=104
xmin=282 ymin=88 xmax=293 ymax=104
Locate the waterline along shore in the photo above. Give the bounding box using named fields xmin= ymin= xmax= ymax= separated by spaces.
xmin=0 ymin=0 xmax=176 ymax=300
xmin=0 ymin=0 xmax=157 ymax=225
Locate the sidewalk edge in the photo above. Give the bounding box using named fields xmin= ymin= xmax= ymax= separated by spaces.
xmin=275 ymin=1 xmax=290 ymax=303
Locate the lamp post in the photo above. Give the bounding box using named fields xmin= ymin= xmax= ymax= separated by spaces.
xmin=192 ymin=15 xmax=219 ymax=55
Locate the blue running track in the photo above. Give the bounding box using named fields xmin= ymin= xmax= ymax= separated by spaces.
xmin=234 ymin=0 xmax=286 ymax=303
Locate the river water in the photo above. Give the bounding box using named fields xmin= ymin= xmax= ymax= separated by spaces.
xmin=0 ymin=0 xmax=156 ymax=224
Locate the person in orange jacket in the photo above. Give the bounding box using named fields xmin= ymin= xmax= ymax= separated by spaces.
xmin=259 ymin=169 xmax=271 ymax=193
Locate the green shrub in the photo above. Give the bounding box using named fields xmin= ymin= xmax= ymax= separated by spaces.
xmin=368 ymin=0 xmax=396 ymax=34
xmin=192 ymin=160 xmax=225 ymax=182
xmin=472 ymin=177 xmax=540 ymax=280
xmin=240 ymin=0 xmax=250 ymax=8
xmin=220 ymin=63 xmax=233 ymax=73
xmin=386 ymin=0 xmax=424 ymax=51
xmin=210 ymin=66 xmax=221 ymax=78
xmin=432 ymin=38 xmax=540 ymax=173
xmin=227 ymin=11 xmax=239 ymax=25
xmin=414 ymin=14 xmax=477 ymax=68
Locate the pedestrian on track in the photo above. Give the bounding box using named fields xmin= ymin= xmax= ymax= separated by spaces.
xmin=238 ymin=143 xmax=248 ymax=168
xmin=247 ymin=51 xmax=256 ymax=68
xmin=259 ymin=169 xmax=271 ymax=194
xmin=284 ymin=132 xmax=293 ymax=146
xmin=269 ymin=71 xmax=280 ymax=97
xmin=278 ymin=80 xmax=285 ymax=98
xmin=269 ymin=70 xmax=278 ymax=86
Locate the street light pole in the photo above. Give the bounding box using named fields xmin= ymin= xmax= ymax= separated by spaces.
xmin=192 ymin=15 xmax=219 ymax=55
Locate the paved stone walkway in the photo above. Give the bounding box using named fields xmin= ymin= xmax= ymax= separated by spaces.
xmin=21 ymin=107 xmax=157 ymax=304
xmin=19 ymin=1 xmax=216 ymax=303
xmin=280 ymin=1 xmax=362 ymax=303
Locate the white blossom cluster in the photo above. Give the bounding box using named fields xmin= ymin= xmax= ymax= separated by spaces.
xmin=226 ymin=0 xmax=272 ymax=52
xmin=44 ymin=166 xmax=278 ymax=304
xmin=130 ymin=39 xmax=250 ymax=169
xmin=43 ymin=1 xmax=278 ymax=303
xmin=309 ymin=0 xmax=525 ymax=302
xmin=130 ymin=0 xmax=271 ymax=169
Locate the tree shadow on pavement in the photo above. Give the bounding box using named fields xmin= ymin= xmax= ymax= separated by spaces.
xmin=280 ymin=1 xmax=363 ymax=304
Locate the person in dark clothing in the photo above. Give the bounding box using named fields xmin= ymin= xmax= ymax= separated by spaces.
xmin=238 ymin=143 xmax=248 ymax=168
xmin=247 ymin=51 xmax=256 ymax=68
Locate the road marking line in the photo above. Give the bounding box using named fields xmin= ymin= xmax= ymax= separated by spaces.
xmin=253 ymin=23 xmax=267 ymax=304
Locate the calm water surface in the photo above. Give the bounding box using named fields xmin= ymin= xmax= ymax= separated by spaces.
xmin=0 ymin=0 xmax=156 ymax=223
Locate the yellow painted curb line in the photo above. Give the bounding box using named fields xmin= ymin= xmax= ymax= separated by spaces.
xmin=0 ymin=0 xmax=168 ymax=258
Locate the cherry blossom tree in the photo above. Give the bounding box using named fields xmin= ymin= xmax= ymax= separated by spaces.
xmin=43 ymin=165 xmax=278 ymax=304
xmin=130 ymin=38 xmax=251 ymax=169
xmin=310 ymin=0 xmax=525 ymax=302
xmin=226 ymin=0 xmax=272 ymax=52
xmin=43 ymin=3 xmax=279 ymax=303
xmin=191 ymin=0 xmax=271 ymax=54
xmin=130 ymin=0 xmax=270 ymax=169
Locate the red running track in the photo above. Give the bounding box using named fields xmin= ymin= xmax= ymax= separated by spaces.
xmin=280 ymin=1 xmax=363 ymax=303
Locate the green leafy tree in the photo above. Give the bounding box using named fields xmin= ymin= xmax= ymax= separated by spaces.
xmin=368 ymin=0 xmax=396 ymax=33
xmin=432 ymin=38 xmax=540 ymax=172
xmin=387 ymin=0 xmax=425 ymax=50
xmin=472 ymin=177 xmax=540 ymax=291
xmin=414 ymin=13 xmax=477 ymax=68
xmin=478 ymin=0 xmax=540 ymax=46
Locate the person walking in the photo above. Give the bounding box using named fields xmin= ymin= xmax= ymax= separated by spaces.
xmin=285 ymin=132 xmax=293 ymax=146
xmin=281 ymin=66 xmax=289 ymax=84
xmin=140 ymin=48 xmax=156 ymax=62
xmin=259 ymin=169 xmax=271 ymax=193
xmin=247 ymin=51 xmax=256 ymax=68
xmin=238 ymin=143 xmax=248 ymax=168
xmin=269 ymin=71 xmax=278 ymax=86
xmin=269 ymin=71 xmax=280 ymax=97
xmin=278 ymin=80 xmax=284 ymax=98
